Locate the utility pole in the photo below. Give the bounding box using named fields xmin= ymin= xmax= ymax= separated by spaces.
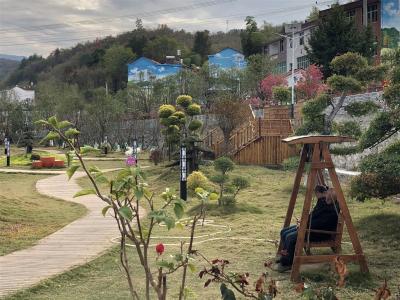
xmin=291 ymin=24 xmax=295 ymax=119
xmin=363 ymin=0 xmax=368 ymax=27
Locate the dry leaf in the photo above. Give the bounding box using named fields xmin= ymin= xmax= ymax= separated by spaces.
xmin=255 ymin=273 xmax=266 ymax=292
xmin=374 ymin=279 xmax=391 ymax=300
xmin=334 ymin=256 xmax=348 ymax=287
xmin=294 ymin=282 xmax=305 ymax=293
xmin=264 ymin=260 xmax=273 ymax=269
xmin=268 ymin=279 xmax=278 ymax=297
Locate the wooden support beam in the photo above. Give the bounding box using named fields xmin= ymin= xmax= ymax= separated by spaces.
xmin=291 ymin=143 xmax=320 ymax=282
xmin=277 ymin=145 xmax=308 ymax=252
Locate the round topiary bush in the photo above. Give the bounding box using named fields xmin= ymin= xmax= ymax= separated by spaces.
xmin=167 ymin=115 xmax=180 ymax=126
xmin=214 ymin=156 xmax=234 ymax=174
xmin=188 ymin=119 xmax=202 ymax=131
xmin=187 ymin=171 xmax=211 ymax=191
xmin=158 ymin=105 xmax=176 ymax=118
xmin=176 ymin=95 xmax=192 ymax=108
xmin=186 ymin=104 xmax=201 ymax=116
xmin=30 ymin=153 xmax=41 ymax=161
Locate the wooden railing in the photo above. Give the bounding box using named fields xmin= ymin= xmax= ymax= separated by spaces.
xmin=203 ymin=105 xmax=298 ymax=165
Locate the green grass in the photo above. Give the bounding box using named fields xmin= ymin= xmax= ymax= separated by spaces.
xmin=5 ymin=165 xmax=400 ymax=299
xmin=0 ymin=173 xmax=87 ymax=256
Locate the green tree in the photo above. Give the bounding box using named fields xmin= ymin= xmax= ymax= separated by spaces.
xmin=192 ymin=30 xmax=211 ymax=63
xmin=307 ymin=6 xmax=320 ymax=22
xmin=240 ymin=16 xmax=265 ymax=56
xmin=242 ymin=54 xmax=274 ymax=98
xmin=103 ymin=45 xmax=136 ymax=92
xmin=307 ymin=4 xmax=375 ymax=77
xmin=297 ymin=52 xmax=385 ymax=135
xmin=85 ymin=87 xmax=122 ymax=143
xmin=143 ymin=36 xmax=179 ymax=62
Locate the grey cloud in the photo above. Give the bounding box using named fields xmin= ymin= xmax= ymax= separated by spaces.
xmin=0 ymin=0 xmax=335 ymax=57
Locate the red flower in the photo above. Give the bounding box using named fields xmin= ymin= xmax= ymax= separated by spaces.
xmin=155 ymin=243 xmax=165 ymax=255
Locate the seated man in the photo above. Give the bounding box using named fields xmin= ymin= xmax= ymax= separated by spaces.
xmin=275 ymin=185 xmax=339 ymax=272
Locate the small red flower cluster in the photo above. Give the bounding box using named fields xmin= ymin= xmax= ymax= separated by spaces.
xmin=155 ymin=243 xmax=165 ymax=255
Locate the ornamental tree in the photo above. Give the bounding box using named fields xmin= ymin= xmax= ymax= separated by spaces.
xmin=260 ymin=74 xmax=287 ymax=105
xmin=306 ymin=4 xmax=375 ymax=77
xmin=210 ymin=157 xmax=250 ymax=207
xmin=297 ymin=52 xmax=386 ymax=136
xmin=350 ymin=59 xmax=400 ymax=201
xmin=295 ymin=64 xmax=327 ymax=101
xmin=158 ymin=95 xmax=202 ymax=169
xmin=36 ymin=115 xmax=216 ymax=300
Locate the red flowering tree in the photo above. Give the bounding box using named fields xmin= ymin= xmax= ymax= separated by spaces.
xmin=260 ymin=74 xmax=287 ymax=105
xmin=295 ymin=64 xmax=327 ymax=101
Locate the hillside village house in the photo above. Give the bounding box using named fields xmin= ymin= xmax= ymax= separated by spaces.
xmin=207 ymin=47 xmax=247 ymax=78
xmin=1 ymin=86 xmax=35 ymax=103
xmin=127 ymin=57 xmax=183 ymax=84
xmin=264 ymin=0 xmax=386 ymax=75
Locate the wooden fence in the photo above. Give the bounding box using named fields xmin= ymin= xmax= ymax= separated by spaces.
xmin=233 ymin=135 xmax=297 ymax=166
xmin=203 ymin=104 xmax=303 ymax=166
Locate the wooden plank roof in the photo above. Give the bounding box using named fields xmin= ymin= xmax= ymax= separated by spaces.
xmin=282 ymin=135 xmax=355 ymax=145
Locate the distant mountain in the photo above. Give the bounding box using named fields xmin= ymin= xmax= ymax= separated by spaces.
xmin=0 ymin=58 xmax=20 ymax=81
xmin=0 ymin=54 xmax=25 ymax=61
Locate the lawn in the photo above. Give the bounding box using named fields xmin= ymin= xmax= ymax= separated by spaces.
xmin=0 ymin=173 xmax=87 ymax=256
xmin=5 ymin=164 xmax=400 ymax=299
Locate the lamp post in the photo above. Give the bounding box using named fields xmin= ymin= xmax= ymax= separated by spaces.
xmin=274 ymin=25 xmax=301 ymax=119
xmin=180 ymin=144 xmax=187 ymax=201
xmin=132 ymin=138 xmax=138 ymax=162
xmin=5 ymin=138 xmax=10 ymax=167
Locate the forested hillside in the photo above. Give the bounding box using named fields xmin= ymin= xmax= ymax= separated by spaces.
xmin=0 ymin=58 xmax=19 ymax=81
xmin=0 ymin=19 xmax=280 ymax=92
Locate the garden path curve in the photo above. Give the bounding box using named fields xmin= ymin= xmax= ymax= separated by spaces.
xmin=0 ymin=169 xmax=143 ymax=298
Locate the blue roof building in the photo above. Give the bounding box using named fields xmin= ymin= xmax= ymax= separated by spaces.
xmin=208 ymin=48 xmax=247 ymax=75
xmin=127 ymin=57 xmax=182 ymax=84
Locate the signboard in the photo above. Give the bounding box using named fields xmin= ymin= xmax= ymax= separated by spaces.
xmin=382 ymin=0 xmax=400 ymax=49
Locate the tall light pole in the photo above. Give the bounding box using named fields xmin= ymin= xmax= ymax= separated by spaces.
xmin=363 ymin=0 xmax=368 ymax=27
xmin=275 ymin=27 xmax=296 ymax=119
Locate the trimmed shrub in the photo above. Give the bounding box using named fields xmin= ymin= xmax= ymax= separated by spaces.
xmin=176 ymin=95 xmax=192 ymax=108
xmin=220 ymin=195 xmax=236 ymax=206
xmin=158 ymin=105 xmax=176 ymax=118
xmin=282 ymin=156 xmax=300 ymax=171
xmin=350 ymin=151 xmax=400 ymax=201
xmin=188 ymin=119 xmax=202 ymax=131
xmin=186 ymin=104 xmax=201 ymax=116
xmin=214 ymin=157 xmax=234 ymax=174
xmin=187 ymin=171 xmax=210 ymax=191
xmin=30 ymin=153 xmax=41 ymax=161
xmin=332 ymin=121 xmax=362 ymax=139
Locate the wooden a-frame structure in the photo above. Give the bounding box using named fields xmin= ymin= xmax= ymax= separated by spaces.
xmin=278 ymin=135 xmax=369 ymax=282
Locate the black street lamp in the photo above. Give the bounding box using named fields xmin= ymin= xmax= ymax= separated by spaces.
xmin=180 ymin=144 xmax=187 ymax=201
xmin=133 ymin=138 xmax=138 ymax=162
xmin=5 ymin=138 xmax=10 ymax=167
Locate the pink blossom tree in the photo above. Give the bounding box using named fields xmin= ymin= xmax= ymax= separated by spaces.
xmin=260 ymin=74 xmax=287 ymax=105
xmin=295 ymin=64 xmax=327 ymax=101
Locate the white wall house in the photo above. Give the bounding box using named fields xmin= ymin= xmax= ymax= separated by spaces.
xmin=284 ymin=22 xmax=315 ymax=72
xmin=1 ymin=86 xmax=35 ymax=103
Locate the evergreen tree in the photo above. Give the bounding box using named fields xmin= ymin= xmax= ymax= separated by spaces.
xmin=240 ymin=16 xmax=265 ymax=56
xmin=192 ymin=30 xmax=211 ymax=64
xmin=306 ymin=4 xmax=375 ymax=77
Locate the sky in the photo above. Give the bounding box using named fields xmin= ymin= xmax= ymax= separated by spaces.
xmin=0 ymin=0 xmax=346 ymax=57
xmin=382 ymin=0 xmax=400 ymax=28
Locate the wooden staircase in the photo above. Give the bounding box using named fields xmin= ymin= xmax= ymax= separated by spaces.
xmin=203 ymin=106 xmax=297 ymax=166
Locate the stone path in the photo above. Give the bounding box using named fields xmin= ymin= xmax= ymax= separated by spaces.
xmin=0 ymin=170 xmax=130 ymax=298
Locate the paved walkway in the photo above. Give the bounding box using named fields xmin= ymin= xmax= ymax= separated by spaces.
xmin=0 ymin=170 xmax=136 ymax=298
